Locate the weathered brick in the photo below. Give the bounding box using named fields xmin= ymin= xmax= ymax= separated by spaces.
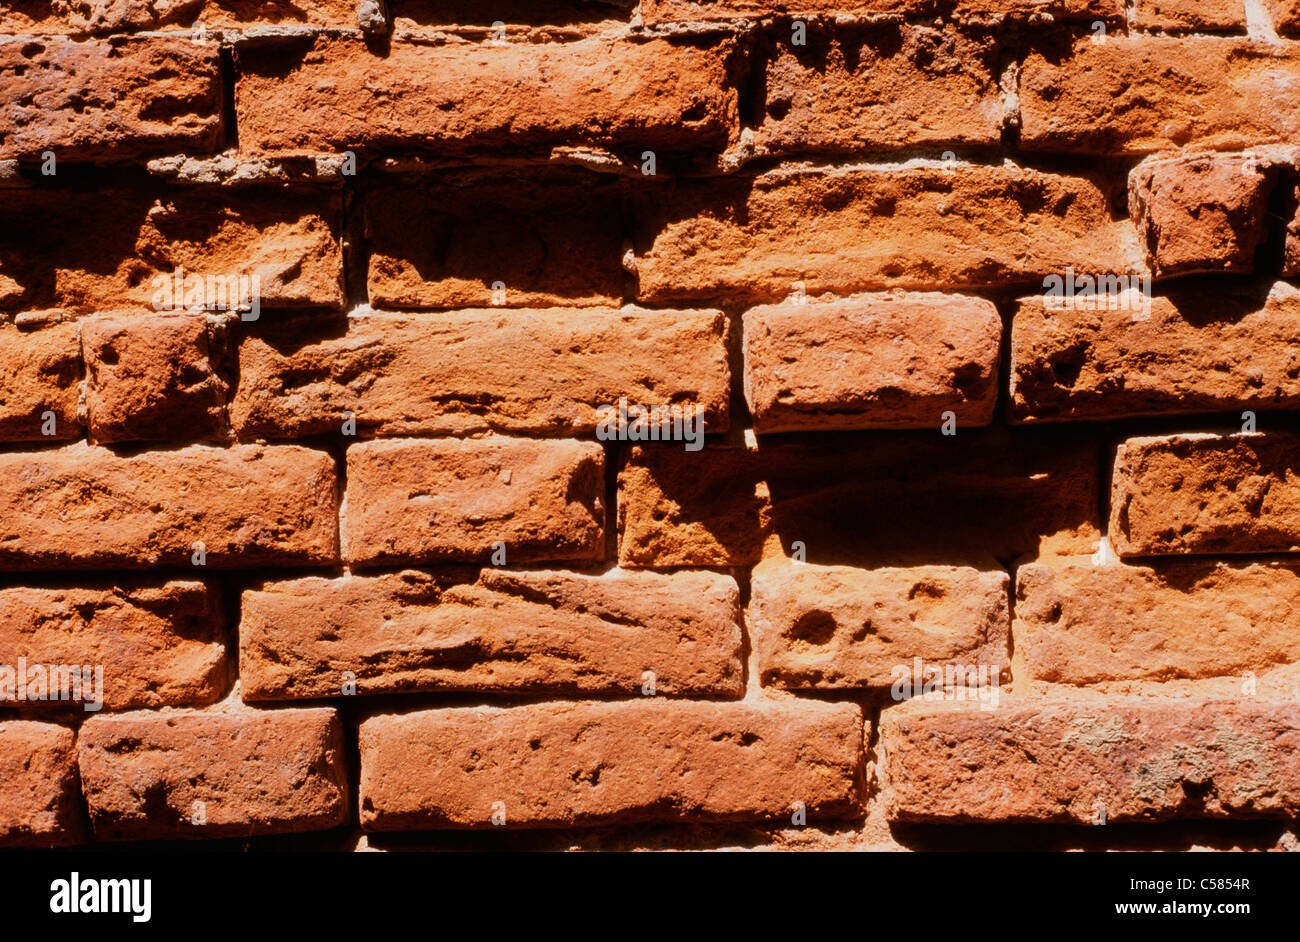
xmin=756 ymin=25 xmax=1001 ymax=158
xmin=0 ymin=37 xmax=222 ymax=161
xmin=743 ymin=293 xmax=1001 ymax=433
xmin=78 ymin=707 xmax=349 ymax=840
xmin=366 ymin=174 xmax=625 ymax=309
xmin=241 ymin=568 xmax=743 ymax=700
xmin=231 ymin=307 xmax=729 ymax=440
xmin=1111 ymin=433 xmax=1300 ymax=557
xmin=391 ymin=0 xmax=635 ymax=28
xmin=1266 ymin=0 xmax=1300 ymax=33
xmin=882 ymin=698 xmax=1300 ymax=822
xmin=0 ymin=320 xmax=81 ymax=442
xmin=1132 ymin=0 xmax=1245 ymax=30
xmin=1017 ymin=560 xmax=1300 ymax=688
xmin=1129 ymin=154 xmax=1274 ymax=277
xmin=0 ymin=443 xmax=339 ymax=570
xmin=642 ymin=0 xmax=1121 ymax=22
xmin=344 ymin=437 xmax=604 ymax=568
xmin=358 ymin=700 xmax=864 ymax=830
xmin=1020 ymin=36 xmax=1300 ymax=154
xmin=0 ymin=186 xmax=344 ymax=314
xmin=235 ymin=35 xmax=737 ymax=157
xmin=1010 ymin=282 xmax=1300 ymax=423
xmin=0 ymin=721 xmax=83 ymax=847
xmin=0 ymin=0 xmax=360 ymax=33
xmin=83 ymin=312 xmax=230 ymax=443
xmin=750 ymin=558 xmax=1009 ymax=690
xmin=631 ymin=164 xmax=1139 ymax=304
xmin=619 ymin=427 xmax=1101 ymax=569
xmin=0 ymin=581 xmax=225 ymax=711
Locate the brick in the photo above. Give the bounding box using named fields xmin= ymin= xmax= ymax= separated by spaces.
xmin=0 ymin=581 xmax=226 ymax=711
xmin=742 ymin=293 xmax=1001 ymax=433
xmin=240 ymin=568 xmax=743 ymax=700
xmin=1132 ymin=0 xmax=1246 ymax=30
xmin=750 ymin=558 xmax=1009 ymax=690
xmin=0 ymin=443 xmax=338 ymax=570
xmin=0 ymin=0 xmax=360 ymax=33
xmin=0 ymin=37 xmax=222 ymax=162
xmin=358 ymin=700 xmax=864 ymax=830
xmin=1111 ymin=433 xmax=1300 ymax=557
xmin=618 ymin=427 xmax=1100 ymax=569
xmin=1266 ymin=0 xmax=1300 ymax=33
xmin=641 ymin=0 xmax=1121 ymax=22
xmin=1010 ymin=282 xmax=1300 ymax=423
xmin=882 ymin=698 xmax=1300 ymax=822
xmin=756 ymin=25 xmax=1001 ymax=158
xmin=344 ymin=437 xmax=604 ymax=568
xmin=1129 ymin=154 xmax=1274 ymax=277
xmin=78 ymin=707 xmax=349 ymax=840
xmin=366 ymin=174 xmax=625 ymax=309
xmin=391 ymin=0 xmax=636 ymax=28
xmin=0 ymin=186 xmax=344 ymax=315
xmin=1017 ymin=560 xmax=1300 ymax=688
xmin=83 ymin=312 xmax=230 ymax=443
xmin=1020 ymin=36 xmax=1300 ymax=154
xmin=235 ymin=35 xmax=737 ymax=158
xmin=0 ymin=721 xmax=83 ymax=847
xmin=231 ymin=307 xmax=729 ymax=439
xmin=631 ymin=164 xmax=1139 ymax=305
xmin=0 ymin=321 xmax=81 ymax=442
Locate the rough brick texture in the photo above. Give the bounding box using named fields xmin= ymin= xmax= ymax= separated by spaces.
xmin=343 ymin=437 xmax=604 ymax=568
xmin=78 ymin=707 xmax=349 ymax=840
xmin=358 ymin=700 xmax=864 ymax=830
xmin=883 ymin=699 xmax=1300 ymax=822
xmin=7 ymin=0 xmax=1300 ymax=855
xmin=240 ymin=568 xmax=744 ymax=700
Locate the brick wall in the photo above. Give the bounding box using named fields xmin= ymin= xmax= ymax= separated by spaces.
xmin=2 ymin=0 xmax=1300 ymax=852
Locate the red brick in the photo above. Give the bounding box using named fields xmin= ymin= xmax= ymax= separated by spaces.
xmin=78 ymin=707 xmax=349 ymax=840
xmin=83 ymin=312 xmax=231 ymax=443
xmin=641 ymin=0 xmax=1121 ymax=22
xmin=390 ymin=0 xmax=635 ymax=28
xmin=344 ymin=437 xmax=604 ymax=568
xmin=231 ymin=307 xmax=729 ymax=439
xmin=0 ymin=443 xmax=339 ymax=570
xmin=0 ymin=186 xmax=344 ymax=315
xmin=1133 ymin=0 xmax=1246 ymax=30
xmin=358 ymin=700 xmax=864 ymax=830
xmin=1111 ymin=433 xmax=1300 ymax=557
xmin=756 ymin=25 xmax=1001 ymax=158
xmin=1266 ymin=0 xmax=1300 ymax=33
xmin=1129 ymin=153 xmax=1275 ymax=277
xmin=366 ymin=172 xmax=625 ymax=309
xmin=631 ymin=164 xmax=1139 ymax=305
xmin=1010 ymin=282 xmax=1300 ymax=423
xmin=0 ymin=37 xmax=222 ymax=161
xmin=1 ymin=0 xmax=360 ymax=33
xmin=1020 ymin=36 xmax=1300 ymax=154
xmin=0 ymin=581 xmax=226 ymax=711
xmin=619 ymin=428 xmax=1101 ymax=570
xmin=882 ymin=698 xmax=1300 ymax=822
xmin=743 ymin=293 xmax=1001 ymax=433
xmin=235 ymin=35 xmax=737 ymax=158
xmin=0 ymin=721 xmax=83 ymax=847
xmin=240 ymin=568 xmax=743 ymax=700
xmin=751 ymin=558 xmax=1009 ymax=690
xmin=0 ymin=320 xmax=81 ymax=442
xmin=1016 ymin=560 xmax=1300 ymax=689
